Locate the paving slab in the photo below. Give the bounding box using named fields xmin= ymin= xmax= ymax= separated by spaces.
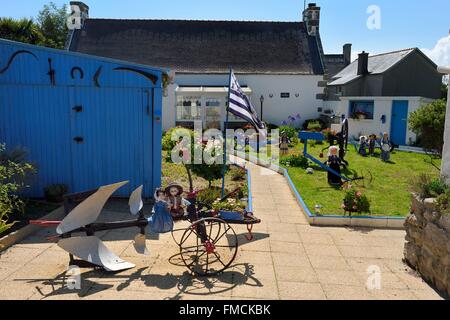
xmin=0 ymin=158 xmax=444 ymax=300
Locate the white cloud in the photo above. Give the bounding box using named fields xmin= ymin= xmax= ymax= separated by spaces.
xmin=422 ymin=34 xmax=450 ymax=67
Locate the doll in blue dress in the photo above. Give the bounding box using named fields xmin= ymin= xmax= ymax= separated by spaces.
xmin=358 ymin=136 xmax=368 ymax=157
xmin=380 ymin=132 xmax=392 ymax=162
xmin=148 ymin=188 xmax=174 ymax=234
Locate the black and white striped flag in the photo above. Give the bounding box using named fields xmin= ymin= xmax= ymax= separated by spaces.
xmin=228 ymin=71 xmax=266 ymax=135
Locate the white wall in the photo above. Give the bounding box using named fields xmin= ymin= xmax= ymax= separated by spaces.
xmin=162 ymin=73 xmax=324 ymax=131
xmin=334 ymin=96 xmax=434 ymax=144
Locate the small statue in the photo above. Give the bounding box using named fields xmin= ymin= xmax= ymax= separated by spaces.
xmin=368 ymin=134 xmax=377 ymax=156
xmin=358 ymin=136 xmax=368 ymax=157
xmin=280 ymin=132 xmax=290 ymax=156
xmin=326 ymin=146 xmax=342 ymax=185
xmin=149 ymin=188 xmax=174 ymax=234
xmin=165 ymin=183 xmax=189 ymax=219
xmin=380 ymin=132 xmax=392 ymax=162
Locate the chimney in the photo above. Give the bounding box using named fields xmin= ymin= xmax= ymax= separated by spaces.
xmin=303 ymin=3 xmax=321 ymax=36
xmin=68 ymin=1 xmax=89 ymax=30
xmin=357 ymin=51 xmax=369 ymax=75
xmin=343 ymin=43 xmax=352 ymax=65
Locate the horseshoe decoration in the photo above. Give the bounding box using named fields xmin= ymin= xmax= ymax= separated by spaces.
xmin=93 ymin=66 xmax=102 ymax=87
xmin=71 ymin=67 xmax=84 ymax=80
xmin=113 ymin=67 xmax=159 ymax=85
xmin=0 ymin=50 xmax=38 ymax=74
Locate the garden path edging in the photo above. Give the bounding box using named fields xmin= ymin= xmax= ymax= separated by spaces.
xmin=0 ymin=206 xmax=65 ymax=253
xmin=239 ymin=154 xmax=405 ymax=230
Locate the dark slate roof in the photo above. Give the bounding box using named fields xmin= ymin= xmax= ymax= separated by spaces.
xmin=324 ymin=54 xmax=347 ymax=78
xmin=329 ymin=48 xmax=418 ymax=85
xmin=69 ymin=19 xmax=324 ymax=75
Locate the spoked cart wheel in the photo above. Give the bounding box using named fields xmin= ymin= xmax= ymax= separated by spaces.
xmin=179 ymin=217 xmax=238 ymax=276
xmin=352 ymin=169 xmax=373 ymax=188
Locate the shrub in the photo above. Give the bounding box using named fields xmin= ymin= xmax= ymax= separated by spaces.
xmin=280 ymin=154 xmax=309 ymax=168
xmin=410 ymin=174 xmax=449 ymax=199
xmin=162 ymin=127 xmax=189 ymax=151
xmin=436 ymin=190 xmax=450 ymax=215
xmin=342 ymin=189 xmax=370 ymax=214
xmin=0 ymin=207 xmax=15 ymax=236
xmin=409 ymin=99 xmax=446 ymax=155
xmin=279 ymin=125 xmax=299 ymax=146
xmin=0 ymin=144 xmax=35 ymax=234
xmin=307 ymin=121 xmax=322 ymax=131
xmin=196 ymin=188 xmax=222 ymax=206
xmin=230 ymin=167 xmax=246 ymax=181
xmin=302 ymin=119 xmax=326 ymax=131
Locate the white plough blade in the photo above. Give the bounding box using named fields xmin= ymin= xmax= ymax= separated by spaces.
xmin=58 ymin=236 xmax=135 ymax=272
xmin=129 ymin=185 xmax=143 ymax=216
xmin=133 ymin=233 xmax=149 ymax=255
xmin=57 ymin=181 xmax=129 ymax=235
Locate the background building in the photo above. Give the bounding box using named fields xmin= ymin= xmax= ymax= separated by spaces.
xmin=327 ymin=49 xmax=442 ymax=145
xmin=67 ymin=2 xmax=351 ymax=131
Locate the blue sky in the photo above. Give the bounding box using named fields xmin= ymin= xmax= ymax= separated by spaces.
xmin=3 ymin=0 xmax=450 ymax=65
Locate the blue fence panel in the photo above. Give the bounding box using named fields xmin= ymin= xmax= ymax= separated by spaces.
xmin=0 ymin=39 xmax=164 ymax=198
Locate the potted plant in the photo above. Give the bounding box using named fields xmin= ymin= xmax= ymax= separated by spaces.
xmin=352 ymin=110 xmax=369 ymax=120
xmin=44 ymin=184 xmax=68 ymax=203
xmin=212 ymin=197 xmax=247 ymax=220
xmin=342 ymin=189 xmax=370 ymax=216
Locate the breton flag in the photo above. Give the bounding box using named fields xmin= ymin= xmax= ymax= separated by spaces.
xmin=228 ymin=71 xmax=266 ymax=135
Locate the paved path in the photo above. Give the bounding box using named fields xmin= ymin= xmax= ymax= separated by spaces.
xmin=0 ymin=160 xmax=445 ymax=300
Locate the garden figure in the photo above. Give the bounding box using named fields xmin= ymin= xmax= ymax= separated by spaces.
xmin=165 ymin=183 xmax=189 ymax=219
xmin=380 ymin=132 xmax=392 ymax=162
xmin=149 ymin=188 xmax=174 ymax=234
xmin=280 ymin=132 xmax=290 ymax=155
xmin=326 ymin=146 xmax=342 ymax=185
xmin=368 ymin=134 xmax=377 ymax=156
xmin=358 ymin=136 xmax=368 ymax=157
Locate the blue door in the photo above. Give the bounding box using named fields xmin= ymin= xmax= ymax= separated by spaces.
xmin=390 ymin=100 xmax=408 ymax=146
xmin=69 ymin=87 xmax=153 ymax=197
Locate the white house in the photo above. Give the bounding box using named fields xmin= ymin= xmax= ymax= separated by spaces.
xmin=327 ymin=49 xmax=443 ymax=146
xmin=67 ymin=2 xmax=352 ymax=131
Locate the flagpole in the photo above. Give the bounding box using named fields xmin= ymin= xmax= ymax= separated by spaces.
xmin=221 ymin=68 xmax=233 ymax=199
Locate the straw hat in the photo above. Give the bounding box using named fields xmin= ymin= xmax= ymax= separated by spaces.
xmin=165 ymin=183 xmax=183 ymax=196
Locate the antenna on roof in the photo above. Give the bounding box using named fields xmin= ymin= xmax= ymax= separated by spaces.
xmin=304 ymin=0 xmax=307 ymax=10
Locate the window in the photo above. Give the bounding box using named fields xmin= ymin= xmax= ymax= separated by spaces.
xmin=176 ymin=96 xmax=201 ymax=121
xmin=205 ymin=98 xmax=222 ymax=129
xmin=350 ymin=101 xmax=374 ymax=120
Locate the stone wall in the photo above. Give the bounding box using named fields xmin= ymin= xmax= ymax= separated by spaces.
xmin=404 ymin=195 xmax=450 ymax=298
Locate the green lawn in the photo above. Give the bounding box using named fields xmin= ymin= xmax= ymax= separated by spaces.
xmin=283 ymin=143 xmax=441 ymax=217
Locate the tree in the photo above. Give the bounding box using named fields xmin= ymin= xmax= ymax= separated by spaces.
xmin=409 ymin=99 xmax=446 ymax=156
xmin=0 ymin=18 xmax=45 ymax=45
xmin=36 ymin=2 xmax=69 ymax=49
xmin=0 ymin=2 xmax=69 ymax=49
xmin=164 ymin=129 xmax=227 ymax=191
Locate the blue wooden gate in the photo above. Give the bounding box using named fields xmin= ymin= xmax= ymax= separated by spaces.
xmin=390 ymin=100 xmax=409 ymax=146
xmin=69 ymin=87 xmax=154 ymax=196
xmin=0 ymin=39 xmax=163 ymax=198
